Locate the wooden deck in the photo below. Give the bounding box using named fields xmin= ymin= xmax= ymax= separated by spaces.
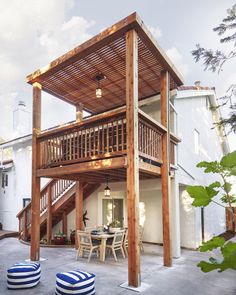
xmin=26 ymin=12 xmax=183 ymax=287
xmin=36 ymin=107 xmax=179 ymax=181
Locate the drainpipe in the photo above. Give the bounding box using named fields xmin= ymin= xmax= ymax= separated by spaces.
xmin=201 ymin=207 xmax=205 ymax=243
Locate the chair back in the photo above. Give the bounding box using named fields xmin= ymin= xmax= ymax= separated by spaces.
xmin=77 ymin=230 xmax=92 ymax=248
xmin=124 ymin=228 xmax=128 ymax=246
xmin=139 ymin=225 xmax=144 ymax=243
xmin=112 ymin=230 xmax=125 ymax=247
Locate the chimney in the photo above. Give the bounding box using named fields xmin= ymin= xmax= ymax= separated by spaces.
xmin=13 ymin=100 xmax=31 ymax=137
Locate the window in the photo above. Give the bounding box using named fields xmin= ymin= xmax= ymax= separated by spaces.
xmin=194 ymin=129 xmax=200 ymax=155
xmin=102 ymin=198 xmax=124 ymax=227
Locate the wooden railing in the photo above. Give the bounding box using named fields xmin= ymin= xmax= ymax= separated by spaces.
xmin=17 ymin=179 xmax=74 ymax=241
xmin=138 ymin=110 xmax=163 ymax=163
xmin=39 ymin=107 xmax=127 ymax=168
xmin=37 ymin=107 xmax=179 ymax=169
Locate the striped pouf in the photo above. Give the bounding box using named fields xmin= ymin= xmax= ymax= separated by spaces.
xmin=7 ymin=262 xmax=41 ymax=290
xmin=55 ymin=270 xmax=95 ymax=295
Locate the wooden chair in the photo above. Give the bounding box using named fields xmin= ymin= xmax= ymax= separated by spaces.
xmin=76 ymin=230 xmax=100 ymax=262
xmin=106 ymin=230 xmax=125 ymax=261
xmin=123 ymin=226 xmax=144 ymax=256
xmin=123 ymin=228 xmax=128 ymax=257
xmin=85 ymin=226 xmax=96 ymax=232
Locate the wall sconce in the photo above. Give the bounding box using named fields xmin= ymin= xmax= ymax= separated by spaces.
xmin=94 ymin=73 xmax=106 ymax=98
xmin=104 ymin=177 xmax=111 ymax=197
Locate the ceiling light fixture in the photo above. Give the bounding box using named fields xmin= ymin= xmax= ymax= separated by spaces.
xmin=94 ymin=73 xmax=106 ymax=98
xmin=104 ymin=177 xmax=111 ymax=197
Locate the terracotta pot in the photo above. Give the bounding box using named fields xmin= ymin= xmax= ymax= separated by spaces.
xmin=54 ymin=236 xmax=66 ymax=245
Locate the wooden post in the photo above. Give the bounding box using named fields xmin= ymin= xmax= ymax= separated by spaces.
xmin=126 ymin=29 xmax=140 ymax=287
xmin=62 ymin=211 xmax=68 ymax=236
xmin=160 ymin=70 xmax=172 ymax=266
xmin=76 ymin=103 xmax=83 ymax=122
xmin=30 ymin=82 xmax=41 ymax=261
xmin=75 ymin=181 xmax=84 ymax=249
xmin=23 ymin=210 xmax=28 ymax=241
xmin=46 ymin=185 xmax=52 ymax=244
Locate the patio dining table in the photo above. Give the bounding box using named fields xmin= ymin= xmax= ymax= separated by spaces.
xmin=91 ymin=232 xmax=115 ymax=262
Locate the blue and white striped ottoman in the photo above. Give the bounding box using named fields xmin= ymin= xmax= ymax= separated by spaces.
xmin=55 ymin=270 xmax=95 ymax=295
xmin=7 ymin=262 xmax=41 ymax=290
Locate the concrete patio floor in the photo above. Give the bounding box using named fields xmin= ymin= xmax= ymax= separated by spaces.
xmin=0 ymin=237 xmax=235 ymax=294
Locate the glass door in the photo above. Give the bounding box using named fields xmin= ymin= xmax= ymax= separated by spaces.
xmin=102 ymin=198 xmax=124 ymax=227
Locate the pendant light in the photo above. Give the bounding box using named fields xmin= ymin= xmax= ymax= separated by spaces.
xmin=104 ymin=177 xmax=111 ymax=197
xmin=94 ymin=73 xmax=106 ymax=98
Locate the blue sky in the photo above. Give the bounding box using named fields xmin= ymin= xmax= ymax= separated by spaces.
xmin=0 ymin=0 xmax=235 ymax=148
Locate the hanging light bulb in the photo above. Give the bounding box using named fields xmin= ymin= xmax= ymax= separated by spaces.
xmin=104 ymin=177 xmax=111 ymax=197
xmin=94 ymin=73 xmax=106 ymax=98
xmin=96 ymin=83 xmax=102 ymax=98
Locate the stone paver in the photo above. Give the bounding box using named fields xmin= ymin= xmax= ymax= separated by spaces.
xmin=0 ymin=238 xmax=235 ymax=294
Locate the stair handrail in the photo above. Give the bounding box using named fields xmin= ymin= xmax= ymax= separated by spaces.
xmin=17 ymin=179 xmax=75 ymax=240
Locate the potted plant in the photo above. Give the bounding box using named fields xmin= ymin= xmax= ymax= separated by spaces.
xmin=54 ymin=230 xmax=67 ymax=245
xmin=108 ymin=219 xmax=121 ymax=233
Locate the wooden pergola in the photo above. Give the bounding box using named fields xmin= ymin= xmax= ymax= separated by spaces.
xmin=27 ymin=12 xmax=183 ymax=288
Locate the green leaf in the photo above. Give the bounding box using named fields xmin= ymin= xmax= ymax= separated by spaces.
xmin=220 ymin=151 xmax=236 ymax=168
xmin=197 ymin=260 xmax=221 ymax=273
xmin=223 ymin=182 xmax=232 ymax=193
xmin=196 ymin=161 xmax=220 ymax=173
xmin=209 ymin=181 xmax=221 ymax=189
xmin=187 ymin=185 xmax=219 ymax=207
xmin=198 ymin=241 xmax=236 ymax=273
xmin=199 ymin=237 xmax=225 ymax=252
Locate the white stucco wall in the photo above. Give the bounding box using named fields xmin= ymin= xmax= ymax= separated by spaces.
xmin=0 ymin=170 xmax=15 ymax=230
xmin=175 ymin=93 xmax=226 ymax=248
xmin=63 ymin=179 xmax=168 ymax=245
xmin=0 ymin=140 xmax=32 ymax=231
xmin=140 ymin=91 xmax=227 ymax=249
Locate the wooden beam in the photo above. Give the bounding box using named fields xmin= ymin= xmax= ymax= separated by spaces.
xmin=160 ymin=70 xmax=172 ymax=267
xmin=46 ymin=185 xmax=52 ymax=244
xmin=30 ymin=82 xmax=41 ymax=261
xmin=139 ymin=161 xmax=161 ymax=176
xmin=126 ymin=29 xmax=140 ymax=288
xmin=134 ymin=14 xmax=184 ymax=86
xmin=75 ymin=182 xmax=84 ymax=249
xmin=36 ymin=156 xmax=127 ymax=178
xmin=62 ymin=211 xmax=68 ymax=236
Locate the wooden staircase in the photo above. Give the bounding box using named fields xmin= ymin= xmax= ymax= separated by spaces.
xmin=17 ymin=179 xmax=100 ymax=242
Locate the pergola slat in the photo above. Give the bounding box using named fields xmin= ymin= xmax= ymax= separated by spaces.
xmin=27 ymin=13 xmax=183 ymax=114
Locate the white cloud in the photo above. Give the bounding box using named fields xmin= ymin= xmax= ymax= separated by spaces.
xmin=39 ymin=16 xmax=95 ymax=59
xmin=147 ymin=25 xmax=162 ymax=40
xmin=0 ymin=0 xmax=95 ymax=140
xmin=166 ymin=47 xmax=189 ymax=78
